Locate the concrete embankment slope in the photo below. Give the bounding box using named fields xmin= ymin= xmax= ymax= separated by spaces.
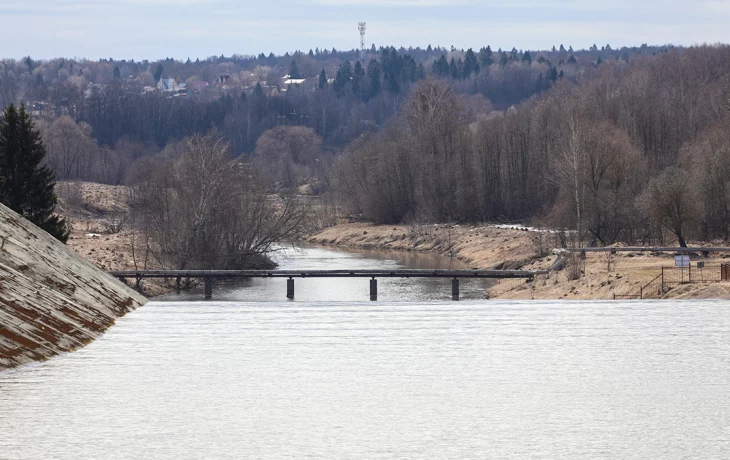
xmin=0 ymin=203 xmax=146 ymax=370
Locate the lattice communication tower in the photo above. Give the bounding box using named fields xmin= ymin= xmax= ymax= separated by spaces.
xmin=358 ymin=22 xmax=367 ymax=59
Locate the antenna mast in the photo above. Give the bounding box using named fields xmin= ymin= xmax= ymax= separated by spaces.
xmin=358 ymin=22 xmax=367 ymax=59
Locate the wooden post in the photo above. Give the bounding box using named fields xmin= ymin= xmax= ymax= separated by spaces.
xmin=204 ymin=277 xmax=213 ymax=300
xmin=287 ymin=278 xmax=294 ymax=300
xmin=452 ymin=278 xmax=460 ymax=301
xmin=370 ymin=278 xmax=377 ymax=301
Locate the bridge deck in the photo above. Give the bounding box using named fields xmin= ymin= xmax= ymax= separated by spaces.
xmin=109 ymin=269 xmax=545 ymax=279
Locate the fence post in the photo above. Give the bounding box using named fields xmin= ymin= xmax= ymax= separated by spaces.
xmin=661 ymin=268 xmax=665 ymax=292
xmin=689 ymin=263 xmax=692 ymax=283
xmin=640 ymin=285 xmax=643 ymax=300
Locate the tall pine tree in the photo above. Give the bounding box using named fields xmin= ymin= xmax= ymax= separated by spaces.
xmin=0 ymin=104 xmax=69 ymax=242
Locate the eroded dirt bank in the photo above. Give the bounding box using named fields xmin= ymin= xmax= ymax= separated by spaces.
xmin=0 ymin=203 xmax=147 ymax=370
xmin=307 ymin=223 xmax=730 ymax=300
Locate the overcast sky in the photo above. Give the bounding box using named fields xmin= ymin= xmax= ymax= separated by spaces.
xmin=1 ymin=0 xmax=729 ymax=60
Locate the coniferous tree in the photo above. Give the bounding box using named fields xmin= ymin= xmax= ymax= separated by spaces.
xmin=289 ymin=60 xmax=302 ymax=79
xmin=0 ymin=104 xmax=69 ymax=243
xmin=416 ymin=62 xmax=426 ymax=80
xmin=318 ymin=69 xmax=328 ymax=90
xmin=522 ymin=51 xmax=532 ymax=65
xmin=464 ymin=48 xmax=479 ymax=78
xmin=113 ymin=66 xmax=121 ymax=79
xmin=549 ymin=66 xmax=558 ymax=83
xmin=449 ymin=58 xmax=459 ymax=79
xmin=153 ymin=64 xmax=164 ymax=82
xmin=479 ymin=46 xmax=493 ymax=66
xmin=499 ymin=52 xmax=509 ymax=66
xmin=366 ymin=59 xmax=382 ymax=99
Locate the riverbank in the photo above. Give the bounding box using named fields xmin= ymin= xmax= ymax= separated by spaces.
xmin=306 ymin=223 xmax=730 ymax=300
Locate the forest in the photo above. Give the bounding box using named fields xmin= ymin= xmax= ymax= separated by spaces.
xmin=1 ymin=42 xmax=728 ymax=251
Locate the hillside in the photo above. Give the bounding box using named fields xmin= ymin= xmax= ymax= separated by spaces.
xmin=0 ymin=202 xmax=146 ymax=370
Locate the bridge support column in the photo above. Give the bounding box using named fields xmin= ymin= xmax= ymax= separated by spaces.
xmin=370 ymin=278 xmax=377 ymax=301
xmin=204 ymin=277 xmax=213 ymax=300
xmin=452 ymin=278 xmax=460 ymax=301
xmin=287 ymin=278 xmax=295 ymax=300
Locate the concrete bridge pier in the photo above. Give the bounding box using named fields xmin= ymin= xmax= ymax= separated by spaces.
xmin=452 ymin=278 xmax=460 ymax=301
xmin=287 ymin=278 xmax=295 ymax=300
xmin=204 ymin=277 xmax=213 ymax=300
xmin=370 ymin=278 xmax=377 ymax=301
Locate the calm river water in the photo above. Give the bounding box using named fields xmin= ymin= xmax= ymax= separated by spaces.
xmin=1 ymin=246 xmax=730 ymax=459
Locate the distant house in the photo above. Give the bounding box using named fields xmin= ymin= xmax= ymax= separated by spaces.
xmin=157 ymin=78 xmax=179 ymax=92
xmin=175 ymin=82 xmax=190 ymax=97
xmin=283 ymin=78 xmax=306 ymax=86
xmin=190 ymin=81 xmax=210 ymax=93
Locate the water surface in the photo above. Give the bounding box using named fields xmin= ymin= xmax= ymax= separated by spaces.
xmin=1 ymin=299 xmax=729 ymax=459
xmin=158 ymin=244 xmax=491 ymax=302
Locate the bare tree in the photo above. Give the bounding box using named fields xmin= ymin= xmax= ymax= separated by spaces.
xmin=131 ymin=134 xmax=308 ymax=270
xmin=637 ymin=167 xmax=697 ymax=247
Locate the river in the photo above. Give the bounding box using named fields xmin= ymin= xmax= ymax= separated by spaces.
xmin=1 ymin=245 xmax=730 ymax=459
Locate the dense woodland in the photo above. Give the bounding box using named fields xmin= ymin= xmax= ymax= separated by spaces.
xmin=2 ymin=42 xmax=729 ymax=249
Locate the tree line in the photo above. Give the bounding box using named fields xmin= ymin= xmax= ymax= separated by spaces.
xmin=335 ymin=45 xmax=730 ymax=247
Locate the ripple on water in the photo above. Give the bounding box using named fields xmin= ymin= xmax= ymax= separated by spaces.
xmin=1 ymin=300 xmax=730 ymax=459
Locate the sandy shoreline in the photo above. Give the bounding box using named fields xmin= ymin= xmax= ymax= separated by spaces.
xmin=306 ymin=223 xmax=730 ymax=300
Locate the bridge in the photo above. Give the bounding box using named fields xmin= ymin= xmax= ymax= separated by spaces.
xmin=109 ymin=263 xmax=564 ymax=301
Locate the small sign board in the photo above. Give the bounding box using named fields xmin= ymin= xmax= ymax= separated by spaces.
xmin=675 ymin=255 xmax=690 ymax=267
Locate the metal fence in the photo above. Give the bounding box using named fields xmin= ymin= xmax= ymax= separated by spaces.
xmin=641 ymin=273 xmax=665 ymax=300
xmin=615 ymin=262 xmax=729 ymax=300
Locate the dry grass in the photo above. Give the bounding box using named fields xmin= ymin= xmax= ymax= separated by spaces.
xmin=308 ymin=223 xmax=730 ymax=300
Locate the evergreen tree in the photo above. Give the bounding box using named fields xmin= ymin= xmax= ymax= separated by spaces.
xmin=319 ymin=69 xmax=328 ymax=90
xmin=432 ymin=55 xmax=449 ymax=76
xmin=353 ymin=61 xmax=365 ymax=94
xmin=416 ymin=62 xmax=426 ymax=80
xmin=522 ymin=51 xmax=532 ymax=65
xmin=289 ymin=60 xmax=302 ymax=79
xmin=549 ymin=66 xmax=558 ymax=83
xmin=385 ymin=71 xmax=400 ymax=93
xmin=113 ymin=66 xmax=121 ymax=79
xmin=366 ymin=59 xmax=382 ymax=99
xmin=153 ymin=64 xmax=164 ymax=82
xmin=449 ymin=57 xmax=459 ymax=79
xmin=464 ymin=48 xmax=479 ymax=78
xmin=558 ymin=69 xmax=565 ymax=79
xmin=478 ymin=46 xmax=493 ymax=66
xmin=568 ymin=54 xmax=577 ymax=64
xmin=499 ymin=52 xmax=509 ymax=66
xmin=0 ymin=104 xmax=69 ymax=243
